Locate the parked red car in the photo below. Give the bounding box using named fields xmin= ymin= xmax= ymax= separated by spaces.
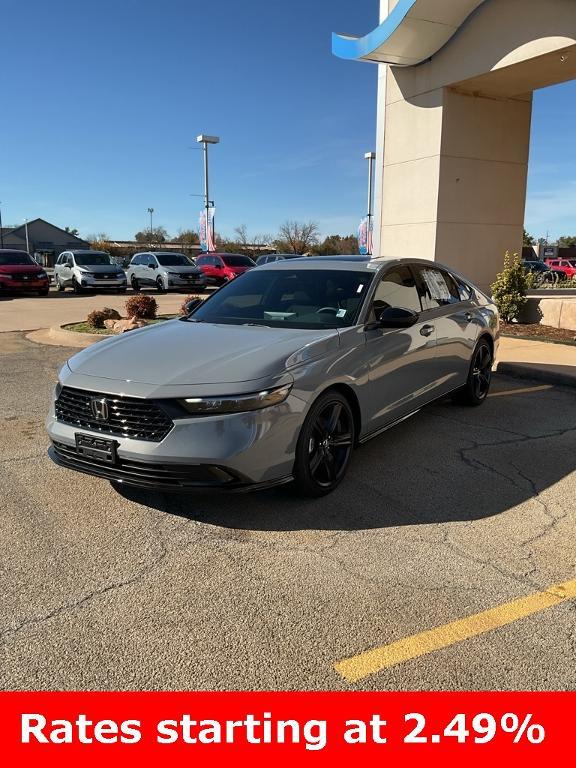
xmin=0 ymin=249 xmax=50 ymax=296
xmin=196 ymin=253 xmax=256 ymax=285
xmin=544 ymin=258 xmax=576 ymax=279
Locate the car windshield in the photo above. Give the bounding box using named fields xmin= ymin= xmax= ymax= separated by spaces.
xmin=222 ymin=255 xmax=256 ymax=267
xmin=74 ymin=253 xmax=112 ymax=266
xmin=156 ymin=254 xmax=193 ymax=267
xmin=0 ymin=252 xmax=35 ymax=266
xmin=189 ymin=269 xmax=373 ymax=329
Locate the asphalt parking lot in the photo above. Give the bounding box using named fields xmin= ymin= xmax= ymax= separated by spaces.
xmin=1 ymin=330 xmax=575 ymax=691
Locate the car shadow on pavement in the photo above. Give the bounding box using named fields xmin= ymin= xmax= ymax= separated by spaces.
xmin=115 ymin=395 xmax=576 ymax=531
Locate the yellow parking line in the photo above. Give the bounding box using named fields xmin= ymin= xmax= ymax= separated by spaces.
xmin=490 ymin=384 xmax=552 ymax=397
xmin=335 ymin=578 xmax=576 ymax=683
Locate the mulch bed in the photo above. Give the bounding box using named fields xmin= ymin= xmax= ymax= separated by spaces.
xmin=501 ymin=322 xmax=576 ymax=345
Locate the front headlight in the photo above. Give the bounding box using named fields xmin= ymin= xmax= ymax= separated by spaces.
xmin=179 ymin=384 xmax=292 ymax=415
xmin=37 ymin=271 xmax=47 ymax=278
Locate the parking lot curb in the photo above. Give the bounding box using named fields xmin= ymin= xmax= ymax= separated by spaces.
xmin=496 ymin=361 xmax=576 ymax=388
xmin=26 ymin=325 xmax=108 ymax=348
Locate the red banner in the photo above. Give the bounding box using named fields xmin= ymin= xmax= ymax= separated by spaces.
xmin=0 ymin=691 xmax=572 ymax=766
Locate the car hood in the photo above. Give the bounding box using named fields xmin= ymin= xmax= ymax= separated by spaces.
xmin=67 ymin=319 xmax=340 ymax=386
xmin=77 ymin=264 xmax=124 ymax=274
xmin=0 ymin=264 xmax=43 ymax=273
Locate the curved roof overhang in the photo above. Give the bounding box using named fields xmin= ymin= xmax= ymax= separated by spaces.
xmin=333 ymin=0 xmax=487 ymax=66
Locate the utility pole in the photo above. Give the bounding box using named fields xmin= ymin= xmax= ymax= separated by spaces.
xmin=24 ymin=218 xmax=30 ymax=253
xmin=0 ymin=202 xmax=4 ymax=249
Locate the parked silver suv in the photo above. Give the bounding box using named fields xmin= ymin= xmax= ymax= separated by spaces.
xmin=47 ymin=257 xmax=499 ymax=497
xmin=127 ymin=252 xmax=206 ymax=293
xmin=54 ymin=250 xmax=127 ymax=293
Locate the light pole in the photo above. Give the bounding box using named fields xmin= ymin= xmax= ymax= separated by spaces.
xmin=147 ymin=207 xmax=154 ymax=243
xmin=23 ymin=218 xmax=30 ymax=254
xmin=196 ymin=134 xmax=220 ymax=251
xmin=365 ymin=152 xmax=376 ymax=255
xmin=0 ymin=202 xmax=4 ymax=249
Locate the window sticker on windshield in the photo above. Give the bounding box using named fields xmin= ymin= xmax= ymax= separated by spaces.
xmin=421 ymin=269 xmax=451 ymax=301
xmin=356 ymin=284 xmax=364 ymax=294
xmin=336 ymin=309 xmax=347 ymax=318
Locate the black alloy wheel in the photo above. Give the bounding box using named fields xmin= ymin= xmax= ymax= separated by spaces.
xmin=293 ymin=391 xmax=355 ymax=497
xmin=454 ymin=339 xmax=493 ymax=406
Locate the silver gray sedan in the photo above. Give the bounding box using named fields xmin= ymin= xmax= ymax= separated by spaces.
xmin=47 ymin=257 xmax=499 ymax=496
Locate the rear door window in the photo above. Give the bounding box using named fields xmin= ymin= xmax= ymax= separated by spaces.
xmin=417 ymin=266 xmax=462 ymax=309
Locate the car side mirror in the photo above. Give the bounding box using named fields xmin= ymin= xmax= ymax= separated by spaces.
xmin=149 ymin=263 xmax=157 ymax=269
xmin=378 ymin=306 xmax=420 ymax=328
xmin=184 ymin=298 xmax=203 ymax=315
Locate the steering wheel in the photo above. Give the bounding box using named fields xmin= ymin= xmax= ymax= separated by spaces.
xmin=316 ymin=307 xmax=339 ymax=315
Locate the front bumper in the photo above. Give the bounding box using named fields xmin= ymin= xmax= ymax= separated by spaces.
xmin=46 ymin=395 xmax=303 ymax=491
xmin=0 ymin=278 xmax=49 ymax=291
xmin=80 ymin=276 xmax=127 ymax=288
xmin=166 ymin=275 xmax=207 ymax=288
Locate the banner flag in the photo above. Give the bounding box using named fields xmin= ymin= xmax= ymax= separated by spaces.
xmin=207 ymin=207 xmax=216 ymax=252
xmin=358 ymin=216 xmax=370 ymax=255
xmin=198 ymin=210 xmax=208 ymax=252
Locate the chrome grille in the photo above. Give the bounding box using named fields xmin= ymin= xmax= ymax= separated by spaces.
xmin=55 ymin=386 xmax=173 ymax=442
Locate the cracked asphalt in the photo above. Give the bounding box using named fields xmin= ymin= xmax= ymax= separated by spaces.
xmin=1 ymin=331 xmax=575 ymax=690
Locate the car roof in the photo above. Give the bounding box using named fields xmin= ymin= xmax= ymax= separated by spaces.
xmin=66 ymin=249 xmax=108 ymax=255
xmin=254 ymin=255 xmax=479 ymax=284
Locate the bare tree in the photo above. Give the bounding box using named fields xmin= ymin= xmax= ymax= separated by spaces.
xmin=275 ymin=220 xmax=320 ymax=254
xmin=233 ymin=225 xmax=273 ymax=256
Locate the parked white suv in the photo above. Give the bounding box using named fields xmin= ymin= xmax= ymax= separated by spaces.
xmin=126 ymin=252 xmax=206 ymax=293
xmin=54 ymin=251 xmax=127 ymax=293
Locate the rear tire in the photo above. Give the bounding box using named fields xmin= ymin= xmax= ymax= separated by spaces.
xmin=293 ymin=391 xmax=355 ymax=497
xmin=453 ymin=338 xmax=493 ymax=407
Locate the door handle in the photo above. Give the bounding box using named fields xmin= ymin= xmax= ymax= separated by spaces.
xmin=465 ymin=312 xmax=473 ymax=322
xmin=420 ymin=324 xmax=435 ymax=337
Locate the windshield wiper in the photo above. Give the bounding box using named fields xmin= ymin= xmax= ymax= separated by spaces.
xmin=241 ymin=322 xmax=272 ymax=327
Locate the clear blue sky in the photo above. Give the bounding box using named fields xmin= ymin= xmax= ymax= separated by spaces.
xmin=1 ymin=0 xmax=574 ymax=242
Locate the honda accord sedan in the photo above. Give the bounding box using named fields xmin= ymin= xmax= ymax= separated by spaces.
xmin=47 ymin=257 xmax=499 ymax=496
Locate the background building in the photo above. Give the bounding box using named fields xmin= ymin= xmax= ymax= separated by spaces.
xmin=0 ymin=218 xmax=90 ymax=266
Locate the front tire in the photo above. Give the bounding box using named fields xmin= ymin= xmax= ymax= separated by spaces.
xmin=55 ymin=276 xmax=65 ymax=292
xmin=453 ymin=338 xmax=493 ymax=407
xmin=293 ymin=391 xmax=355 ymax=497
xmin=72 ymin=277 xmax=82 ymax=294
xmin=131 ymin=276 xmax=140 ymax=293
xmin=156 ymin=276 xmax=166 ymax=293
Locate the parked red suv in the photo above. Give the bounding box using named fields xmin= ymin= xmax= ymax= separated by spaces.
xmin=0 ymin=249 xmax=50 ymax=296
xmin=196 ymin=253 xmax=256 ymax=285
xmin=544 ymin=258 xmax=576 ymax=280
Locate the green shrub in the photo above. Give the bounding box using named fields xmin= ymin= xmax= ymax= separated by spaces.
xmin=491 ymin=252 xmax=533 ymax=323
xmin=125 ymin=294 xmax=157 ymax=319
xmin=86 ymin=307 xmax=121 ymax=329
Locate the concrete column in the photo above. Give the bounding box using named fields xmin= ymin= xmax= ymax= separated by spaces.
xmin=376 ymin=65 xmax=532 ymax=289
xmin=435 ymin=88 xmax=533 ymax=289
